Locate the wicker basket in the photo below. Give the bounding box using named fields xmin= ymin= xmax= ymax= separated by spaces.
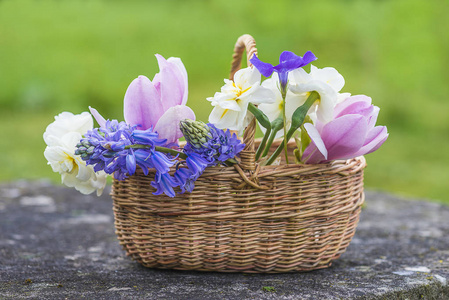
xmin=111 ymin=35 xmax=366 ymax=273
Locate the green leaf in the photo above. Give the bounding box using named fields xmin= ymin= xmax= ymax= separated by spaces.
xmin=248 ymin=103 xmax=271 ymax=129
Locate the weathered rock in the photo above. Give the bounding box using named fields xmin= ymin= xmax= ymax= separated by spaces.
xmin=0 ymin=180 xmax=448 ymax=299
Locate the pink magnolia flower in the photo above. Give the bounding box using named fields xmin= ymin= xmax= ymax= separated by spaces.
xmin=90 ymin=54 xmax=195 ymax=145
xmin=302 ymin=95 xmax=388 ymax=164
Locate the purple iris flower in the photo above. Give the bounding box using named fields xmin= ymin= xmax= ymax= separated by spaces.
xmin=250 ymin=51 xmax=317 ymax=93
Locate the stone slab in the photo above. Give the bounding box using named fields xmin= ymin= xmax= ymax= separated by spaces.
xmin=0 ymin=181 xmax=448 ymax=299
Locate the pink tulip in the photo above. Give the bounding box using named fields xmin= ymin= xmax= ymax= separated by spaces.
xmin=91 ymin=54 xmax=195 ymax=146
xmin=302 ymin=95 xmax=388 ymax=164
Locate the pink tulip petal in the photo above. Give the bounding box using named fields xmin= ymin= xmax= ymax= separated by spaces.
xmin=167 ymin=57 xmax=188 ymax=105
xmin=353 ymin=126 xmax=389 ymax=157
xmin=155 ymin=54 xmax=185 ymax=111
xmin=334 ymin=95 xmax=373 ymax=119
xmin=123 ymin=75 xmax=164 ymax=129
xmin=152 ymin=72 xmax=162 ymax=94
xmin=154 ymin=105 xmax=195 ymax=145
xmin=302 ymin=143 xmax=327 ymax=164
xmin=304 ymin=123 xmax=328 ymax=159
xmin=367 ymin=106 xmax=380 ymax=130
xmin=89 ymin=106 xmax=106 ymax=128
xmin=321 ymin=115 xmax=368 ymax=161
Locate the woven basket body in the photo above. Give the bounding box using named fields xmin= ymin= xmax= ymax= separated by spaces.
xmin=111 ymin=35 xmax=366 ymax=273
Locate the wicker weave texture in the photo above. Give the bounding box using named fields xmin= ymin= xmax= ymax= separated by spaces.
xmin=111 ymin=155 xmax=365 ymax=273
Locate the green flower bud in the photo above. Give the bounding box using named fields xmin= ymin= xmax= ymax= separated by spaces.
xmin=86 ymin=146 xmax=95 ymax=155
xmin=180 ymin=119 xmax=212 ymax=149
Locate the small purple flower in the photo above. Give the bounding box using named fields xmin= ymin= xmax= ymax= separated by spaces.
xmin=208 ymin=124 xmax=245 ymax=163
xmin=174 ymin=167 xmax=195 ymax=193
xmin=172 ymin=122 xmax=244 ymax=194
xmin=185 ymin=152 xmax=210 ymax=175
xmin=151 ymin=172 xmax=178 ymax=198
xmin=181 ymin=120 xmax=245 ymax=166
xmin=77 ymin=120 xmax=135 ymax=180
xmin=174 ymin=153 xmax=210 ymax=193
xmin=77 ymin=119 xmax=176 ymax=184
xmin=131 ymin=128 xmax=167 ymax=147
xmin=250 ymin=51 xmax=317 ymax=93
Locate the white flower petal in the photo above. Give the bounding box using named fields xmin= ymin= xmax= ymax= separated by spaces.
xmin=218 ymin=98 xmax=243 ymax=111
xmin=337 ymin=92 xmax=351 ymax=104
xmin=43 ymin=111 xmax=106 ymax=196
xmin=290 ymin=80 xmax=338 ymax=124
xmin=74 ymin=157 xmax=93 ymax=182
xmin=44 ymin=112 xmax=93 ymax=145
xmin=290 ymin=68 xmax=312 ymax=84
xmin=310 ymin=66 xmax=345 ymax=92
xmin=248 ymin=85 xmax=276 ymax=105
xmin=233 ymin=67 xmax=260 ymax=89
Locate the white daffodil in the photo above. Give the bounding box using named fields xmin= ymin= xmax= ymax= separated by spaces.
xmin=208 ymin=67 xmax=275 ymax=134
xmin=43 ymin=112 xmax=93 ymax=145
xmin=43 ymin=112 xmax=107 ymax=196
xmin=289 ymin=65 xmax=345 ymax=124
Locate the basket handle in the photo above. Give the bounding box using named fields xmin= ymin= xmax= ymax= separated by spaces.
xmin=230 ymin=34 xmax=258 ymax=171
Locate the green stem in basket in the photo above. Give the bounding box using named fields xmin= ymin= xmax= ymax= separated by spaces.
xmin=247 ymin=103 xmax=272 ymax=161
xmin=255 ymin=130 xmax=270 ymax=161
xmin=265 ymin=91 xmax=319 ymax=165
xmin=281 ymin=88 xmax=289 ymax=164
xmin=261 ymin=116 xmax=284 ymax=159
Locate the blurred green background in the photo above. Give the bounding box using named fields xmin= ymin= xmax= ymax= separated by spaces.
xmin=1 ymin=0 xmax=448 ymax=203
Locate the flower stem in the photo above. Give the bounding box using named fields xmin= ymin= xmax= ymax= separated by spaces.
xmin=155 ymin=146 xmax=188 ymax=159
xmin=247 ymin=103 xmax=274 ymax=161
xmin=255 ymin=128 xmax=270 ymax=160
xmin=125 ymin=144 xmax=239 ymax=166
xmin=281 ymin=89 xmax=289 ymax=164
xmin=125 ymin=144 xmax=188 ymax=159
xmin=265 ymin=91 xmax=319 ymax=165
xmin=261 ymin=116 xmax=283 ymax=158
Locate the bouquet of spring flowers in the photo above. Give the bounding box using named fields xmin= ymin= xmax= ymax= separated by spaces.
xmin=44 ymin=50 xmax=388 ymax=198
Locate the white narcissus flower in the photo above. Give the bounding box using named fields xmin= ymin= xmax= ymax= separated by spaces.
xmin=43 ymin=111 xmax=93 ymax=145
xmin=289 ymin=65 xmax=345 ymax=124
xmin=43 ymin=112 xmax=107 ymax=196
xmin=207 ymin=67 xmax=275 ymax=134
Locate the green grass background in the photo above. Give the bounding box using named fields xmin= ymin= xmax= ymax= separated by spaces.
xmin=1 ymin=0 xmax=448 ymax=203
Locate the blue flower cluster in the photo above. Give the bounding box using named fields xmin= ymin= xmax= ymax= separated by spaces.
xmin=75 ymin=120 xmax=178 ymax=196
xmin=175 ymin=122 xmax=245 ymax=193
xmin=76 ymin=120 xmax=244 ymax=197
